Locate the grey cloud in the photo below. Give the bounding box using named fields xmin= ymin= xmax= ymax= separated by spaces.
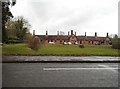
xmin=14 ymin=0 xmax=118 ymax=36
xmin=62 ymin=12 xmax=93 ymax=26
xmin=30 ymin=2 xmax=55 ymax=23
xmin=48 ymin=10 xmax=94 ymax=32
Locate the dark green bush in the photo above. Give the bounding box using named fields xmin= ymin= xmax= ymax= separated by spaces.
xmin=79 ymin=44 xmax=85 ymax=48
xmin=6 ymin=36 xmax=22 ymax=44
xmin=112 ymin=38 xmax=120 ymax=49
xmin=6 ymin=40 xmax=22 ymax=44
xmin=8 ymin=37 xmax=20 ymax=40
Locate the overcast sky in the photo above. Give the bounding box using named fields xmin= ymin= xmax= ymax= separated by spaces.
xmin=10 ymin=0 xmax=119 ymax=37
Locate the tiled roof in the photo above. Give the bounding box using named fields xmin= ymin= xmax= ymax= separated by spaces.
xmin=36 ymin=35 xmax=69 ymax=40
xmin=36 ymin=35 xmax=109 ymax=41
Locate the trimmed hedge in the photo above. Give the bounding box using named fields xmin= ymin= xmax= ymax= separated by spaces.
xmin=6 ymin=37 xmax=22 ymax=44
xmin=6 ymin=40 xmax=22 ymax=44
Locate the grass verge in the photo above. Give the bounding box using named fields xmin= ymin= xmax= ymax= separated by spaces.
xmin=2 ymin=43 xmax=120 ymax=56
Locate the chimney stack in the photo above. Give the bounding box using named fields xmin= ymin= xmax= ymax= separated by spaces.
xmin=106 ymin=33 xmax=109 ymax=37
xmin=57 ymin=31 xmax=59 ymax=36
xmin=68 ymin=31 xmax=70 ymax=36
xmin=71 ymin=30 xmax=73 ymax=35
xmin=85 ymin=32 xmax=86 ymax=36
xmin=75 ymin=32 xmax=76 ymax=36
xmin=33 ymin=30 xmax=35 ymax=35
xmin=95 ymin=32 xmax=97 ymax=37
xmin=46 ymin=31 xmax=48 ymax=36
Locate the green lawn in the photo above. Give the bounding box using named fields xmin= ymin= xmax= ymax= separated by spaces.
xmin=1 ymin=43 xmax=120 ymax=56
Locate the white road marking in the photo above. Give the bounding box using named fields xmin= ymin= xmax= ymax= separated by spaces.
xmin=43 ymin=67 xmax=119 ymax=71
xmin=98 ymin=64 xmax=118 ymax=72
xmin=98 ymin=64 xmax=118 ymax=68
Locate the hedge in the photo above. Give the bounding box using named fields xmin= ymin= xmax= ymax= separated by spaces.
xmin=112 ymin=38 xmax=120 ymax=49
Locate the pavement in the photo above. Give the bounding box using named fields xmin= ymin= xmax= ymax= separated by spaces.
xmin=2 ymin=56 xmax=120 ymax=63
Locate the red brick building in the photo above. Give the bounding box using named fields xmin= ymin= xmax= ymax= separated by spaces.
xmin=34 ymin=30 xmax=111 ymax=45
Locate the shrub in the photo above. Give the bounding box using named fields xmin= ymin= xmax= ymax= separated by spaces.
xmin=79 ymin=44 xmax=85 ymax=48
xmin=27 ymin=36 xmax=40 ymax=50
xmin=6 ymin=37 xmax=22 ymax=44
xmin=112 ymin=38 xmax=120 ymax=49
xmin=6 ymin=40 xmax=22 ymax=44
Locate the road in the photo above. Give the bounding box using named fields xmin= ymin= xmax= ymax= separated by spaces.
xmin=2 ymin=63 xmax=119 ymax=87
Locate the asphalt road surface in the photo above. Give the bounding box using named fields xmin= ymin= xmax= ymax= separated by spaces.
xmin=2 ymin=63 xmax=119 ymax=87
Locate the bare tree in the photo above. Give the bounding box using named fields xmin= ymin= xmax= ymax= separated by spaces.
xmin=60 ymin=31 xmax=65 ymax=35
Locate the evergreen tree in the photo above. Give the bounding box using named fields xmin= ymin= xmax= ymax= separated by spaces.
xmin=2 ymin=0 xmax=16 ymax=43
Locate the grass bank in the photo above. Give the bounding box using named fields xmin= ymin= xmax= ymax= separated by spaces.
xmin=2 ymin=43 xmax=120 ymax=56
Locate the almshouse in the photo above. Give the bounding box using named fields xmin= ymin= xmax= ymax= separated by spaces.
xmin=34 ymin=30 xmax=111 ymax=45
